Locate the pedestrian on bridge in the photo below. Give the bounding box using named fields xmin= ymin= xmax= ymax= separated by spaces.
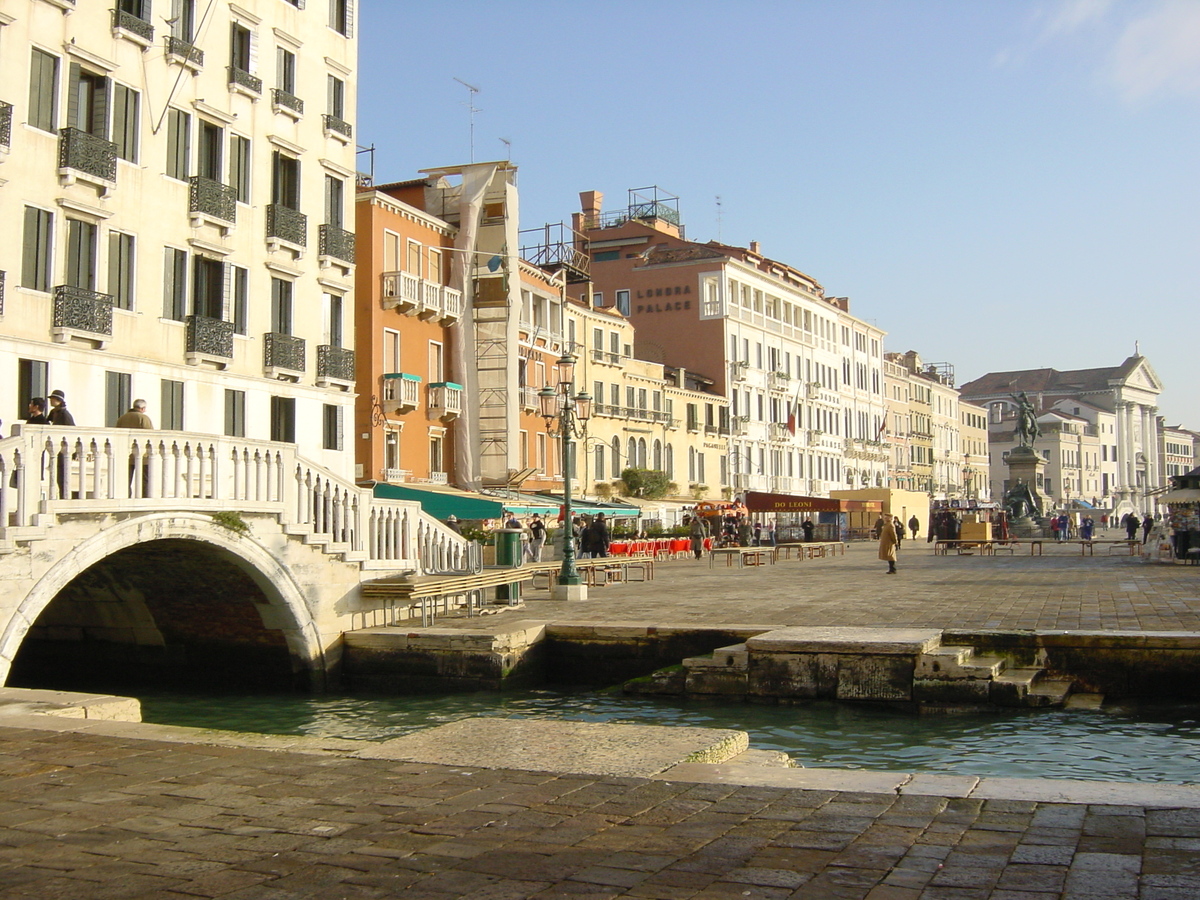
xmin=116 ymin=399 xmax=154 ymax=429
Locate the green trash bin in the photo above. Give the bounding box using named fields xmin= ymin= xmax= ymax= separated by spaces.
xmin=495 ymin=527 xmax=524 ymax=603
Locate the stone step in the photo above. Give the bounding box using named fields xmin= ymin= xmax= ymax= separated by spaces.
xmin=1065 ymin=692 xmax=1105 ymax=710
xmin=991 ymin=668 xmax=1074 ymax=708
xmin=683 ymin=643 xmax=748 ymax=670
xmin=1026 ymin=677 xmax=1075 ymax=708
xmin=916 ymin=646 xmax=1006 ymax=680
xmin=725 ymin=748 xmax=797 ymax=768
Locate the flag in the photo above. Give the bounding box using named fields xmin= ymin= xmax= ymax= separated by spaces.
xmin=876 ymin=407 xmax=889 ymax=440
xmin=787 ymin=380 xmax=803 ymax=436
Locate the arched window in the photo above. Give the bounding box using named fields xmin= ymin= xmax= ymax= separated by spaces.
xmin=665 ymin=444 xmax=674 ymax=479
xmin=628 ymin=438 xmax=637 ymax=471
xmin=611 ymin=437 xmax=621 ymax=479
xmin=637 ymin=438 xmax=647 ymax=468
xmin=688 ymin=447 xmax=697 ymax=482
xmin=653 ymin=439 xmax=662 ymax=471
xmin=594 ymin=444 xmax=605 ymax=485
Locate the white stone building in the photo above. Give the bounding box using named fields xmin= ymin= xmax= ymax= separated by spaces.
xmin=0 ymin=0 xmax=358 ymax=477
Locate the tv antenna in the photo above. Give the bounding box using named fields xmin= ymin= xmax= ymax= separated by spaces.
xmin=715 ymin=195 xmax=723 ymax=242
xmin=453 ymin=77 xmax=481 ymax=162
xmin=499 ymin=137 xmax=511 ymax=161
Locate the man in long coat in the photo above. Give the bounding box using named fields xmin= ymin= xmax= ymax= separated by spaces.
xmin=876 ymin=515 xmax=898 ymax=574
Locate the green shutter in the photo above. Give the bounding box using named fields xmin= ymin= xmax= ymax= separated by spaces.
xmin=66 ymin=62 xmax=81 ymax=130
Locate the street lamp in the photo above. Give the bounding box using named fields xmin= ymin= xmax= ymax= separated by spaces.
xmin=538 ymin=353 xmax=592 ymax=600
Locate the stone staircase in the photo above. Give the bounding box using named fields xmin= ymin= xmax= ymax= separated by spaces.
xmin=626 ymin=627 xmax=1100 ymax=711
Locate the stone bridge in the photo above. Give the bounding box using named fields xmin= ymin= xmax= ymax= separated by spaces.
xmin=0 ymin=425 xmax=474 ymax=690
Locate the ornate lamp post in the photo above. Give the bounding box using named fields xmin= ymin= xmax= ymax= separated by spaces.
xmin=538 ymin=353 xmax=592 ymax=600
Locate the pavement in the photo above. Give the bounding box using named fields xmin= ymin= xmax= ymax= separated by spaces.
xmin=2 ymin=541 xmax=1200 ymax=899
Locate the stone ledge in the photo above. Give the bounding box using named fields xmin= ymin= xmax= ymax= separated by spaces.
xmin=746 ymin=626 xmax=944 ymax=655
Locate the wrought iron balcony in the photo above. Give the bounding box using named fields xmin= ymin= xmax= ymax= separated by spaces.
xmin=227 ymin=66 xmax=262 ymax=95
xmin=0 ymin=101 xmax=11 ymax=149
xmin=188 ymin=176 xmax=236 ymax=224
xmin=53 ymin=285 xmax=113 ymax=336
xmin=186 ymin=315 xmax=234 ymax=359
xmin=263 ymin=332 xmax=305 ymax=372
xmin=165 ymin=35 xmax=204 ymax=66
xmin=271 ymin=88 xmax=304 ymax=115
xmin=318 ymin=224 xmax=355 ymax=264
xmin=58 ymin=128 xmax=118 ymax=183
xmin=317 ymin=344 xmax=355 ymax=382
xmin=322 ymin=114 xmax=352 ymax=138
xmin=112 ymin=8 xmax=154 ymax=42
xmin=266 ymin=204 xmax=307 ymax=247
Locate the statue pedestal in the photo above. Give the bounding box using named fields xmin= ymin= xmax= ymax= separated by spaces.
xmin=1006 ymin=445 xmax=1047 ymax=522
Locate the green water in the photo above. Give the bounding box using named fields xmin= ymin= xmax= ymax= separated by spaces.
xmin=137 ymin=688 xmax=1200 ymax=784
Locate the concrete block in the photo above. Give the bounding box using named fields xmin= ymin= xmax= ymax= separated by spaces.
xmin=913 ymin=677 xmax=992 ymax=703
xmin=836 ymin=655 xmax=913 ymax=701
xmin=746 ymin=626 xmax=943 ymax=655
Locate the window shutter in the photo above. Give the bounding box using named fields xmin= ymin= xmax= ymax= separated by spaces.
xmin=66 ymin=62 xmax=82 ymax=130
xmin=95 ymin=76 xmax=110 ymax=139
xmin=345 ymin=0 xmax=354 ymax=37
xmin=248 ymin=26 xmax=258 ymax=74
xmin=221 ymin=259 xmax=231 ymax=320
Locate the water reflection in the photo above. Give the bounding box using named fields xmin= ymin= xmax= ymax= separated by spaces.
xmin=138 ymin=689 xmax=1200 ymax=784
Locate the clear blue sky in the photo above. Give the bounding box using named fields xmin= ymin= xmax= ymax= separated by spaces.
xmin=358 ymin=0 xmax=1200 ymax=426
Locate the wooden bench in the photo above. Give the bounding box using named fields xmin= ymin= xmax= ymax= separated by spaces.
xmin=709 ymin=547 xmax=776 ymax=568
xmin=361 ymin=566 xmax=534 ymax=627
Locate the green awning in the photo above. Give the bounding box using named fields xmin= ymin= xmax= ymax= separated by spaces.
xmin=371 ymin=483 xmax=559 ymax=520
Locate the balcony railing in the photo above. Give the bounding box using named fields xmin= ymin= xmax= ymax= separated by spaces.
xmin=272 ymin=88 xmax=304 ymax=115
xmin=730 ymin=360 xmax=749 ymax=382
xmin=227 ymin=66 xmax=262 ymax=95
xmin=768 ymin=422 xmax=792 ymax=440
xmin=382 ymin=373 xmax=421 ymax=412
xmin=421 ymin=280 xmax=441 ymax=316
xmin=768 ymin=371 xmax=791 ymax=392
xmin=189 ymin=176 xmax=236 ymax=224
xmin=59 ymin=128 xmax=118 ymax=183
xmin=322 ymin=114 xmax=352 ymax=138
xmin=519 ymin=386 xmax=538 ymax=411
xmin=441 ymin=286 xmax=463 ymax=322
xmin=266 ymin=204 xmax=307 ymax=247
xmin=428 ymin=383 xmax=463 ymax=419
xmin=0 ymin=101 xmax=11 ymax=149
xmin=185 ymin=315 xmax=234 ymax=359
xmin=54 ymin=285 xmax=113 ymax=336
xmin=590 ymin=348 xmax=622 ymax=366
xmin=112 ymin=7 xmax=154 ymax=41
xmin=263 ymin=332 xmax=305 ymax=372
xmin=318 ymin=224 xmax=354 ymax=264
xmin=165 ymin=35 xmax=204 ymax=66
xmin=316 ymin=344 xmax=355 ymax=382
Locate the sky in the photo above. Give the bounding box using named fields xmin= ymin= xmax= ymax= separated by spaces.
xmin=358 ymin=0 xmax=1200 ymax=425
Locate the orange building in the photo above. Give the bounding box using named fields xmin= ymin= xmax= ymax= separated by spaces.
xmin=353 ymin=182 xmax=463 ymax=485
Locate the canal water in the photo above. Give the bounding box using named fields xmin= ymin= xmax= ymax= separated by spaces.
xmin=137 ymin=688 xmax=1200 ymax=784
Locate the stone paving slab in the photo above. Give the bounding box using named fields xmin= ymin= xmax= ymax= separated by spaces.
xmin=356 ymin=717 xmax=750 ymax=777
xmin=3 ymin=722 xmax=1200 ymax=899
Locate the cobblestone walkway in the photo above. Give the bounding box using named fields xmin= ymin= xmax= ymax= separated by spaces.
xmin=510 ymin=544 xmax=1200 ymax=633
xmin=2 ymin=725 xmax=1199 ymax=900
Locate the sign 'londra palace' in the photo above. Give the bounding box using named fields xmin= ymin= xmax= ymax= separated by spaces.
xmin=634 ymin=285 xmax=692 ymax=315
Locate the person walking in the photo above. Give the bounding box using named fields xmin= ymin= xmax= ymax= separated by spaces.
xmin=47 ymin=390 xmax=75 ymax=426
xmin=908 ymin=515 xmax=919 ymax=540
xmin=25 ymin=398 xmax=50 ymax=424
xmin=876 ymin=515 xmax=899 ymax=574
xmin=1118 ymin=513 xmax=1137 ymax=542
xmin=115 ymin=399 xmax=154 ymax=429
xmin=893 ymin=516 xmax=905 ymax=548
xmin=688 ymin=515 xmax=709 ymax=560
xmin=1142 ymin=513 xmax=1155 ymax=544
xmin=527 ymin=513 xmax=546 ymax=562
xmin=444 ymin=515 xmax=462 ymax=535
xmin=801 ymin=518 xmax=815 ymax=542
xmin=589 ymin=513 xmax=611 ymax=558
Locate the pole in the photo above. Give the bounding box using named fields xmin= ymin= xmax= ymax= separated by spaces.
xmin=559 ymin=390 xmax=581 ymax=586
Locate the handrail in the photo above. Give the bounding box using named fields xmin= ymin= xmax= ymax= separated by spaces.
xmin=0 ymin=425 xmax=473 ymax=575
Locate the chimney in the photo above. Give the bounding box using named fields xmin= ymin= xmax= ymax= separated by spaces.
xmin=749 ymin=241 xmax=760 ymax=255
xmin=579 ymin=190 xmax=603 ymax=224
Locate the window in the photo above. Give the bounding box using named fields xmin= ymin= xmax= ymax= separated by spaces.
xmin=270 ymin=396 xmax=296 ymax=442
xmin=406 ymin=240 xmax=422 ymax=275
xmin=65 ymin=219 xmax=98 ymax=291
xmin=67 ymin=64 xmax=110 ymax=138
xmin=161 ymin=380 xmax=184 ymax=430
xmin=430 ymin=433 xmax=444 ymax=474
xmin=230 ymin=23 xmax=253 ymax=73
xmin=271 ymin=278 xmax=293 ymax=333
xmin=108 ymin=232 xmax=135 ymax=310
xmin=327 ymin=75 xmax=345 ymax=118
xmin=611 ymin=437 xmax=621 ymax=478
xmin=18 ymin=359 xmax=49 ymax=421
xmin=593 ymin=444 xmax=604 ymax=482
xmin=224 ymin=389 xmax=246 ymax=437
xmin=192 ymin=257 xmax=224 ymax=319
xmin=330 ymin=0 xmax=354 ymax=36
xmin=592 ymin=292 xmax=603 ymax=308
xmin=428 ymin=341 xmax=444 ymax=382
xmin=104 ymin=372 xmax=132 ymax=427
xmin=324 ymin=175 xmax=344 ymax=228
xmin=322 ymin=404 xmax=343 ymax=451
xmin=271 ymin=151 xmax=300 ymax=208
xmin=229 ymin=135 xmax=251 ymax=202
xmin=163 ymin=248 xmax=188 ymax=320
xmin=383 ymin=329 xmax=400 ymax=373
xmin=197 ymin=120 xmax=222 ymax=181
xmin=29 ymin=49 xmax=59 ymax=133
xmin=615 ymin=290 xmax=630 ymax=316
xmin=428 ymin=250 xmax=442 ymax=284
xmin=231 ymin=266 xmax=248 ymax=334
xmin=166 ymin=109 xmax=190 ymax=180
xmin=382 ymin=231 xmax=400 ymax=271
xmin=112 ymin=84 xmax=139 ymax=162
xmin=276 ymin=47 xmax=296 ymax=93
xmin=21 ymin=207 xmax=53 ymax=292
xmin=172 ymin=0 xmax=197 ymax=42
xmin=315 ymin=292 xmax=341 ymax=348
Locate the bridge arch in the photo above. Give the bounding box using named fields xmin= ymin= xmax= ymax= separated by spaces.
xmin=1 ymin=513 xmax=328 ymax=689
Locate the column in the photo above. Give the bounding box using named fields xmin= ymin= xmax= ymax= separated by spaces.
xmin=1146 ymin=405 xmax=1160 ymax=497
xmin=1121 ymin=402 xmax=1136 ymax=496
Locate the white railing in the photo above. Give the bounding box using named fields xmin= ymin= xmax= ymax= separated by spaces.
xmin=442 ymin=286 xmax=463 ymax=321
xmin=382 ymin=373 xmax=421 ymax=411
xmin=422 ymin=280 xmax=441 ymax=316
xmin=0 ymin=424 xmax=472 ymax=575
xmin=428 ymin=383 xmax=463 ymax=417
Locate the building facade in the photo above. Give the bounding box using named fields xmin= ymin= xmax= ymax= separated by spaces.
xmin=575 ymin=188 xmax=885 ymax=500
xmin=1 ymin=0 xmax=358 ymax=476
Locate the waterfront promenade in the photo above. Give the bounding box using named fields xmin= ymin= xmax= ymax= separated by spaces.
xmin=2 ymin=543 xmax=1199 ymax=899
